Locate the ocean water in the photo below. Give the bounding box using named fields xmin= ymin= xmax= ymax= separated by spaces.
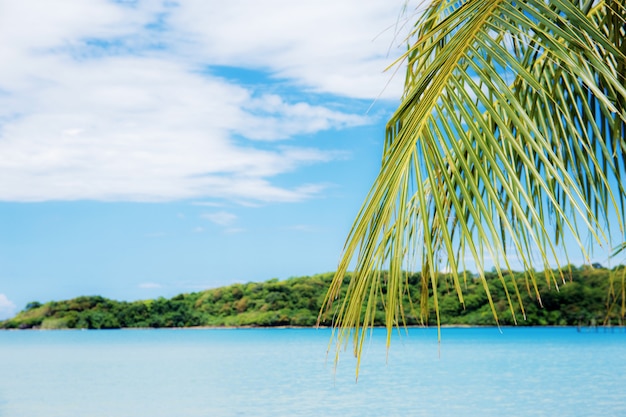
xmin=0 ymin=327 xmax=624 ymax=417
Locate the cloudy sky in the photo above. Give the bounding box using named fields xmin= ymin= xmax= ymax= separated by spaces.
xmin=0 ymin=0 xmax=431 ymax=318
xmin=1 ymin=0 xmax=615 ymax=321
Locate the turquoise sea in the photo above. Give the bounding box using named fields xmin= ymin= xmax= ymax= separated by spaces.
xmin=0 ymin=327 xmax=624 ymax=416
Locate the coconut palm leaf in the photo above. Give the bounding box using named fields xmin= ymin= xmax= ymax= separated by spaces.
xmin=321 ymin=0 xmax=626 ymax=377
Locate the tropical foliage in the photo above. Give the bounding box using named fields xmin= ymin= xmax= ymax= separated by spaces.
xmin=1 ymin=266 xmax=624 ymax=330
xmin=322 ymin=0 xmax=626 ymax=371
xmin=0 ymin=274 xmax=336 ymax=329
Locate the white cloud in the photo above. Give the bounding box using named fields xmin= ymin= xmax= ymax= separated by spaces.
xmin=138 ymin=282 xmax=163 ymax=289
xmin=224 ymin=227 xmax=245 ymax=235
xmin=171 ymin=0 xmax=417 ymax=99
xmin=0 ymin=294 xmax=17 ymax=320
xmin=0 ymin=0 xmax=416 ymax=203
xmin=202 ymin=211 xmax=237 ymax=227
xmin=191 ymin=201 xmax=223 ymax=207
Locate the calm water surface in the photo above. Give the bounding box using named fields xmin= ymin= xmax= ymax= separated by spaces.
xmin=0 ymin=327 xmax=624 ymax=416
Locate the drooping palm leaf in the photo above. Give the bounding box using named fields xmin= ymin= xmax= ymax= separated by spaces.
xmin=321 ymin=0 xmax=626 ymax=378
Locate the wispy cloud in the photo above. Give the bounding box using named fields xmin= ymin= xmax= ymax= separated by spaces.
xmin=202 ymin=211 xmax=237 ymax=227
xmin=224 ymin=227 xmax=245 ymax=235
xmin=0 ymin=294 xmax=17 ymax=320
xmin=0 ymin=0 xmax=416 ymax=203
xmin=138 ymin=282 xmax=163 ymax=290
xmin=191 ymin=201 xmax=224 ymax=208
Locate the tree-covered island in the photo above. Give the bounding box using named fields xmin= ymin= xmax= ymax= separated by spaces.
xmin=2 ymin=265 xmax=624 ymax=330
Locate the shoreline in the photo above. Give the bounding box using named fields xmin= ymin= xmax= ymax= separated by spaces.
xmin=2 ymin=323 xmax=622 ymax=331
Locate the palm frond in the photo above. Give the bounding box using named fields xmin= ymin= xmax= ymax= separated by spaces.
xmin=321 ymin=0 xmax=626 ymax=378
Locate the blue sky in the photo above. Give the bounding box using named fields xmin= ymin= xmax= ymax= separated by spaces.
xmin=0 ymin=0 xmax=427 ymax=318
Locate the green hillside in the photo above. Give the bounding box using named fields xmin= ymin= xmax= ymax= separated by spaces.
xmin=2 ymin=266 xmax=624 ymax=330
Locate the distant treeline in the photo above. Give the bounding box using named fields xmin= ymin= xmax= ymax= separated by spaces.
xmin=2 ymin=265 xmax=625 ymax=330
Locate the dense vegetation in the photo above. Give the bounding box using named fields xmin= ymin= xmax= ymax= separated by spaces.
xmin=2 ymin=265 xmax=624 ymax=330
